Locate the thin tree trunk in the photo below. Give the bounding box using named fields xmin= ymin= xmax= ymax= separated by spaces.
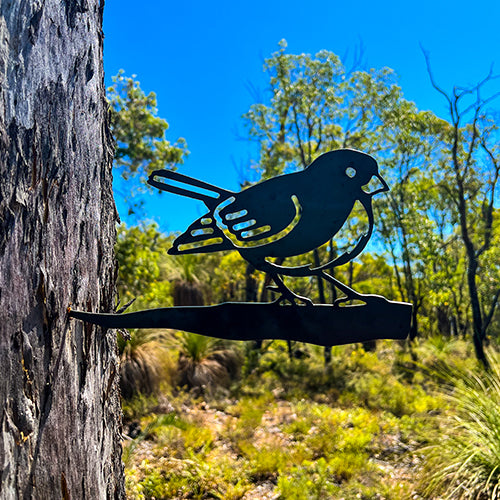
xmin=0 ymin=2 xmax=124 ymax=498
xmin=245 ymin=262 xmax=258 ymax=302
xmin=257 ymin=258 xmax=286 ymax=351
xmin=466 ymin=256 xmax=489 ymax=368
xmin=454 ymin=138 xmax=489 ymax=368
xmin=323 ymin=240 xmax=338 ymax=364
xmin=312 ymin=249 xmax=333 ymax=364
xmin=424 ymin=54 xmax=500 ymax=368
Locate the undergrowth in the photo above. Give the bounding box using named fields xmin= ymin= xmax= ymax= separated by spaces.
xmin=121 ymin=336 xmax=490 ymax=499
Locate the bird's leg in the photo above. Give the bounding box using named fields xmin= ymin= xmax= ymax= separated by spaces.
xmin=319 ymin=270 xmax=366 ymax=306
xmin=268 ymin=274 xmax=313 ymax=306
xmin=252 ymin=258 xmax=313 ymax=306
xmin=319 ymin=270 xmax=388 ymax=307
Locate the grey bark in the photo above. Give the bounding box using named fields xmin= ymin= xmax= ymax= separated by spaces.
xmin=0 ymin=1 xmax=124 ymax=498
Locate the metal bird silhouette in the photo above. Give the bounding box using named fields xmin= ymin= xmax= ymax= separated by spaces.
xmin=70 ymin=148 xmax=411 ymax=347
xmin=148 ymin=149 xmax=388 ymax=305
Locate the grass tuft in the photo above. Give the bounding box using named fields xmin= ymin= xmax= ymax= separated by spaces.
xmin=419 ymin=352 xmax=500 ymax=499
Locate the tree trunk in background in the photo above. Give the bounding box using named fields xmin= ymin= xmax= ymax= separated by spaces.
xmin=0 ymin=1 xmax=124 ymax=498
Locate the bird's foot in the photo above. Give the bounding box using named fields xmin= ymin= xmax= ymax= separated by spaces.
xmin=268 ymin=286 xmax=313 ymax=307
xmin=333 ymin=291 xmax=368 ymax=307
xmin=333 ymin=296 xmax=352 ymax=307
xmin=333 ymin=293 xmax=389 ymax=308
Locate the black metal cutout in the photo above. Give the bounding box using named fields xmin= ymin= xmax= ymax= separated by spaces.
xmin=70 ymin=149 xmax=412 ymax=345
xmin=149 ymin=149 xmax=388 ymax=305
xmin=70 ymin=298 xmax=411 ymax=347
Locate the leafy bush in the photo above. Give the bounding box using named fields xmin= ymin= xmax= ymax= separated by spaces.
xmin=115 ymin=224 xmax=173 ymax=309
xmin=121 ymin=339 xmax=457 ymax=499
xmin=277 ymin=458 xmax=340 ymax=499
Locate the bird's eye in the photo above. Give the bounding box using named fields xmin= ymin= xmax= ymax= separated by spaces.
xmin=345 ymin=167 xmax=356 ymax=178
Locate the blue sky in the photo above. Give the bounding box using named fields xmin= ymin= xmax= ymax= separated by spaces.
xmin=103 ymin=0 xmax=500 ymax=233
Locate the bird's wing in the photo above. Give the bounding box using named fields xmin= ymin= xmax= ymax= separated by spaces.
xmin=169 ymin=214 xmax=234 ymax=255
xmin=213 ymin=188 xmax=302 ymax=249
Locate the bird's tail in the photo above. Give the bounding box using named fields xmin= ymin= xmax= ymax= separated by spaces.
xmin=148 ymin=170 xmax=234 ymax=209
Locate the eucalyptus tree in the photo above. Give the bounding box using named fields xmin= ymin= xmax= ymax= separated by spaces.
xmin=0 ymin=2 xmax=124 ymax=497
xmin=243 ymin=41 xmax=400 ymax=279
xmin=244 ymin=40 xmax=401 ymax=180
xmin=425 ymin=59 xmax=500 ymax=367
xmin=243 ymin=41 xmax=427 ymax=355
xmin=374 ymin=102 xmax=450 ymax=340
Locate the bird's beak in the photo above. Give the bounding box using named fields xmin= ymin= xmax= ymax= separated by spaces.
xmin=363 ymin=174 xmax=389 ymax=196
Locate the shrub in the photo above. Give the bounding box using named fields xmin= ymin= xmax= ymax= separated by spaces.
xmin=419 ymin=353 xmax=500 ymax=499
xmin=277 ymin=458 xmax=340 ymax=499
xmin=172 ymin=331 xmax=242 ymax=393
xmin=118 ymin=329 xmax=169 ymax=399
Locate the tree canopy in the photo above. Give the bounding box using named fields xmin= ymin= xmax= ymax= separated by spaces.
xmin=107 ymin=71 xmax=189 ymax=215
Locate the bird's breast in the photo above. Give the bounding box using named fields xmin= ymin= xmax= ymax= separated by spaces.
xmin=242 ymin=199 xmax=354 ymax=261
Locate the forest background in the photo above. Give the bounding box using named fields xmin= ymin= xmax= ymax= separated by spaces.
xmin=103 ymin=2 xmax=500 ymax=498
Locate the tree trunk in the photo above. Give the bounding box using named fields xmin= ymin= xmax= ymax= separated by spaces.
xmin=467 ymin=257 xmax=489 ymax=369
xmin=0 ymin=2 xmax=124 ymax=498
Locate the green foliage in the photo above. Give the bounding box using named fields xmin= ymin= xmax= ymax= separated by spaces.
xmin=374 ymin=106 xmax=452 ymax=338
xmin=225 ymin=393 xmax=274 ymax=442
xmin=115 ymin=223 xmax=173 ymax=309
xmin=338 ymin=347 xmax=441 ymax=417
xmin=108 ymin=70 xmax=188 ymax=178
xmin=244 ymin=39 xmax=400 ymax=178
xmin=208 ymin=251 xmax=256 ymax=303
xmin=239 ymin=341 xmax=441 ymax=421
xmin=107 ymin=71 xmax=188 ymax=215
xmin=177 ymin=333 xmax=217 ymax=365
xmin=122 ymin=341 xmax=442 ymax=499
xmin=419 ymin=353 xmax=500 ymax=499
xmin=277 ymin=458 xmax=340 ymax=499
xmin=121 ymin=393 xmax=163 ymax=422
xmin=122 ymin=411 xmax=185 ymax=466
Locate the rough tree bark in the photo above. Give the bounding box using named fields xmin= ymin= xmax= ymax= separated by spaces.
xmin=0 ymin=1 xmax=124 ymax=498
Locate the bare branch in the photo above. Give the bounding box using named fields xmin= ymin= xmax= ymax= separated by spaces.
xmin=291 ymin=104 xmax=306 ymax=168
xmin=421 ymin=45 xmax=452 ymax=108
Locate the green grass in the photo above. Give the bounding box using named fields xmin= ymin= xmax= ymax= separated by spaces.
xmin=419 ymin=352 xmax=500 ymax=499
xmin=121 ymin=338 xmax=496 ymax=499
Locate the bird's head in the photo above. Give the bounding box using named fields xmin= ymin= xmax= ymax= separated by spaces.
xmin=309 ymin=149 xmax=389 ymax=197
